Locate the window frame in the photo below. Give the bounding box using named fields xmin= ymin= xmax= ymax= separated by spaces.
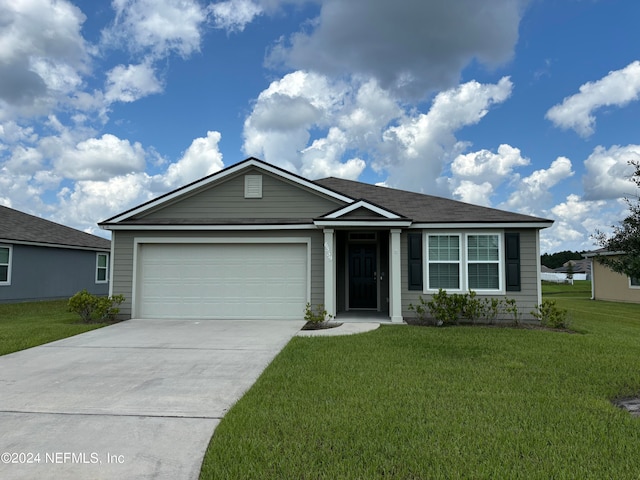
xmin=425 ymin=233 xmax=463 ymax=292
xmin=630 ymin=276 xmax=640 ymax=289
xmin=0 ymin=244 xmax=12 ymax=286
xmin=96 ymin=252 xmax=109 ymax=284
xmin=423 ymin=231 xmax=504 ymax=294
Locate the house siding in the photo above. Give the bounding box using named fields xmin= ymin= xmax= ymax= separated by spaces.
xmin=0 ymin=244 xmax=109 ymax=302
xmin=111 ymin=229 xmax=324 ymax=318
xmin=592 ymin=257 xmax=640 ymax=303
xmin=400 ymin=229 xmax=541 ymax=322
xmin=139 ymin=169 xmax=344 ymax=221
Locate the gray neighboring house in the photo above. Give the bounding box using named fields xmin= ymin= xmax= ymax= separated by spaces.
xmin=99 ymin=158 xmax=553 ymax=322
xmin=0 ymin=206 xmax=111 ymax=303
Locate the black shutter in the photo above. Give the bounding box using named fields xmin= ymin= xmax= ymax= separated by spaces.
xmin=505 ymin=232 xmax=521 ymax=292
xmin=408 ymin=233 xmax=423 ymax=291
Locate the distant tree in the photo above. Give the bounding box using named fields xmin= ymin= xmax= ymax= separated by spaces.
xmin=593 ymin=160 xmax=640 ymax=279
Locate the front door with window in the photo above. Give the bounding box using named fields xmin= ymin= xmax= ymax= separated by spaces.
xmin=348 ymin=244 xmax=377 ymax=309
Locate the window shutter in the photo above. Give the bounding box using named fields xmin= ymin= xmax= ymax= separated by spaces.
xmin=505 ymin=232 xmax=521 ymax=292
xmin=408 ymin=233 xmax=423 ymax=291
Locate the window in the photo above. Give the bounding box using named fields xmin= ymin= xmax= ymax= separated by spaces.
xmin=96 ymin=253 xmax=109 ymax=283
xmin=631 ymin=277 xmax=640 ymax=288
xmin=427 ymin=235 xmax=461 ymax=290
xmin=0 ymin=245 xmax=11 ymax=285
xmin=424 ymin=233 xmax=503 ymax=293
xmin=467 ymin=234 xmax=500 ymax=290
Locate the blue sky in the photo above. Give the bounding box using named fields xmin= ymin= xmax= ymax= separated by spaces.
xmin=1 ymin=0 xmax=639 ymax=253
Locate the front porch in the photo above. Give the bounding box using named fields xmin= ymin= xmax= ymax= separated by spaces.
xmin=322 ymin=228 xmax=404 ymax=323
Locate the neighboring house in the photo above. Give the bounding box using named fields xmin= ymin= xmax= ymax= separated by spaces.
xmin=0 ymin=206 xmax=111 ymax=303
xmin=99 ymin=158 xmax=553 ymax=322
xmin=583 ymin=250 xmax=640 ymax=304
xmin=542 ymin=259 xmax=591 ymax=282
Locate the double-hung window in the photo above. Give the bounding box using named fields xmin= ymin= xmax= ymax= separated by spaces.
xmin=96 ymin=253 xmax=109 ymax=283
xmin=427 ymin=235 xmax=461 ymax=290
xmin=467 ymin=234 xmax=501 ymax=290
xmin=0 ymin=245 xmax=11 ymax=285
xmin=426 ymin=233 xmax=502 ymax=292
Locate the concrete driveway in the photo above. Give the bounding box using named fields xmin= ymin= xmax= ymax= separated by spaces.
xmin=0 ymin=319 xmax=304 ymax=480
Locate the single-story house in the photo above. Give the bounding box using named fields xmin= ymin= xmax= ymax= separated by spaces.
xmin=0 ymin=205 xmax=111 ymax=302
xmin=583 ymin=250 xmax=640 ymax=303
xmin=99 ymin=158 xmax=553 ymax=322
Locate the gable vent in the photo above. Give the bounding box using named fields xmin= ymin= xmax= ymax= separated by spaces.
xmin=244 ymin=174 xmax=263 ymax=198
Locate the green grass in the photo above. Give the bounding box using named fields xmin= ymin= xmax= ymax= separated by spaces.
xmin=0 ymin=300 xmax=111 ymax=356
xmin=201 ymin=282 xmax=640 ymax=479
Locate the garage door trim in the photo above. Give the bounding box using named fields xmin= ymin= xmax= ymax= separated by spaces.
xmin=131 ymin=237 xmax=312 ymax=319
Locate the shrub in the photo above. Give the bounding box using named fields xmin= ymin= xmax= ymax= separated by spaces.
xmin=531 ymin=300 xmax=569 ymax=329
xmin=304 ymin=303 xmax=333 ymax=325
xmin=68 ymin=290 xmax=124 ymax=323
xmin=426 ymin=289 xmax=462 ymax=326
xmin=408 ymin=296 xmax=429 ymax=323
xmin=502 ymin=298 xmax=521 ymax=326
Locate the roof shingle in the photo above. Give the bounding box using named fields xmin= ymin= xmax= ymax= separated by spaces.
xmin=0 ymin=206 xmax=111 ymax=250
xmin=313 ymin=177 xmax=552 ymax=224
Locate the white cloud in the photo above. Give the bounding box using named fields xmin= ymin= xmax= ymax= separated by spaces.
xmin=539 ymin=194 xmax=615 ymax=254
xmin=105 ymin=0 xmax=210 ymax=58
xmin=502 ymin=156 xmax=574 ymax=214
xmin=451 ymin=144 xmax=530 ymax=182
xmin=104 ymin=63 xmax=163 ymax=103
xmin=453 ymin=180 xmax=494 ymax=207
xmin=379 ymin=77 xmax=513 ymax=193
xmin=0 ymin=0 xmax=90 ymax=116
xmin=546 ymin=61 xmax=640 ymax=137
xmin=55 ymin=173 xmax=156 ymax=234
xmin=583 ymin=144 xmax=640 ymax=200
xmin=54 ymin=134 xmax=147 ymax=181
xmin=267 ymin=0 xmax=525 ymax=98
xmin=209 ymin=0 xmax=263 ymax=32
xmin=163 ymin=131 xmax=224 ymax=187
xmin=300 ymin=127 xmax=366 ymax=180
xmin=243 ymin=71 xmax=355 ymax=175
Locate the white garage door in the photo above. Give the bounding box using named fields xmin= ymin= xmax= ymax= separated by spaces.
xmin=137 ymin=243 xmax=308 ymax=320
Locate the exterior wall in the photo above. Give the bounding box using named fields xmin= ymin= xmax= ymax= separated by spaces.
xmin=140 ymin=168 xmax=344 ymax=220
xmin=400 ymin=228 xmax=541 ymax=322
xmin=0 ymin=244 xmax=109 ymax=302
xmin=111 ymin=229 xmax=324 ymax=318
xmin=592 ymin=258 xmax=640 ymax=303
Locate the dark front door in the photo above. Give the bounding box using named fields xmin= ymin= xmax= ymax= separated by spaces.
xmin=349 ymin=244 xmax=377 ymax=309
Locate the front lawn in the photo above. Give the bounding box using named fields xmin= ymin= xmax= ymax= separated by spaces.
xmin=201 ymin=284 xmax=640 ymax=479
xmin=0 ymin=300 xmax=111 ymax=356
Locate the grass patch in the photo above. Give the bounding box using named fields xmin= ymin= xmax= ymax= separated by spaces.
xmin=0 ymin=300 xmax=112 ymax=356
xmin=542 ymin=279 xmax=592 ymax=298
xmin=201 ymin=283 xmax=640 ymax=479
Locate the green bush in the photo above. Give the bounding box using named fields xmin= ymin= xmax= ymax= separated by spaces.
xmin=409 ymin=291 xmax=528 ymax=327
xmin=531 ymin=300 xmax=569 ymax=329
xmin=68 ymin=290 xmax=124 ymax=323
xmin=304 ymin=303 xmax=333 ymax=325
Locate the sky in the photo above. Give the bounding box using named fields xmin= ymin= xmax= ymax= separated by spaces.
xmin=1 ymin=0 xmax=639 ymax=254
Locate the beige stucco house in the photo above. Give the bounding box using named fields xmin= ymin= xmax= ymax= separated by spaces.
xmin=584 ymin=250 xmax=640 ymax=304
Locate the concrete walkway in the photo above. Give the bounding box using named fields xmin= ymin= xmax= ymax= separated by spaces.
xmin=0 ymin=319 xmax=304 ymax=480
xmin=296 ymin=322 xmax=380 ymax=337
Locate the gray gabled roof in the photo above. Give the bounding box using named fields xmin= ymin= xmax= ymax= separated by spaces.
xmin=314 ymin=177 xmax=552 ymax=225
xmin=0 ymin=205 xmax=111 ymax=251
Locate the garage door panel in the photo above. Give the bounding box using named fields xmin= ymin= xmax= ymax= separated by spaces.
xmin=137 ymin=243 xmax=307 ymax=320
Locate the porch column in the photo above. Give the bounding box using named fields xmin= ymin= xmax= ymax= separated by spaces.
xmin=389 ymin=229 xmax=403 ymax=323
xmin=323 ymin=228 xmax=336 ymax=317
